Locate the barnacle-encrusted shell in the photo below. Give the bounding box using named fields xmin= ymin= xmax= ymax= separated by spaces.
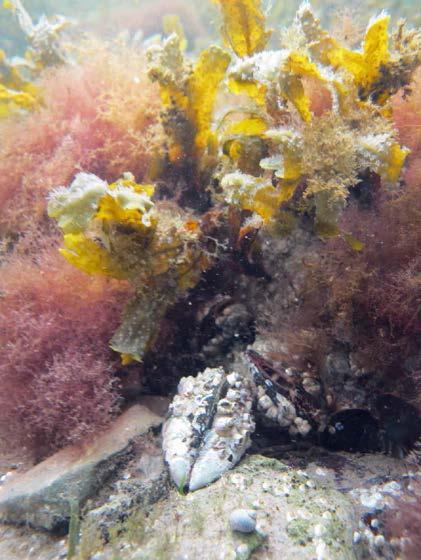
xmin=248 ymin=358 xmax=298 ymax=431
xmin=162 ymin=367 xmax=255 ymax=491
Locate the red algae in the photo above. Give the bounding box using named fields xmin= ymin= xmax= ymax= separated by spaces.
xmin=385 ymin=480 xmax=421 ymax=560
xmin=393 ymin=67 xmax=421 ymax=188
xmin=0 ymin=39 xmax=163 ymax=239
xmin=0 ymin=245 xmax=133 ymax=460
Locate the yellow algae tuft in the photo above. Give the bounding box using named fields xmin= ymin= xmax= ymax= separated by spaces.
xmin=162 ymin=14 xmax=188 ymax=52
xmin=0 ymin=83 xmax=37 ymax=116
xmin=385 ymin=142 xmax=410 ymax=183
xmin=0 ymin=0 xmax=71 ymax=117
xmin=147 ymin=33 xmax=188 ymax=111
xmin=228 ymin=76 xmax=267 ymax=106
xmin=212 ymin=0 xmax=272 ymax=58
xmin=297 ymin=6 xmax=398 ymax=104
xmin=281 ymin=53 xmax=328 ymax=121
xmin=224 ymin=116 xmax=268 ymax=136
xmin=60 ymin=233 xmax=128 ymax=279
xmin=0 ymin=49 xmax=39 ymax=117
xmin=48 ymin=172 xmax=157 ymax=279
xmin=326 ymin=14 xmax=390 ymax=100
xmin=221 ymin=171 xmax=295 ymax=223
xmin=148 ymin=35 xmax=230 ymax=165
xmin=49 ymin=171 xmax=209 ymax=360
xmin=188 ymin=46 xmax=231 ymax=154
xmin=97 ymin=175 xmax=156 ymax=230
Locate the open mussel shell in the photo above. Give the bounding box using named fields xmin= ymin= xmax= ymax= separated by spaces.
xmin=322 ymin=409 xmax=381 ymax=453
xmin=162 ymin=367 xmax=255 ymax=491
xmin=375 ymin=394 xmax=421 ymax=458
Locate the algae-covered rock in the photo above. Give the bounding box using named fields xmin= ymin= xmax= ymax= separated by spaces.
xmin=98 ymin=454 xmax=357 ymax=560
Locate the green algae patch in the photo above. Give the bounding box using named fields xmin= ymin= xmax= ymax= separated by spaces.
xmin=286 ymin=518 xmax=313 ymax=546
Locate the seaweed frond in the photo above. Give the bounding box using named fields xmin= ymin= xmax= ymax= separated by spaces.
xmin=147 ymin=33 xmax=230 ymax=170
xmin=48 ymin=172 xmax=208 ymax=361
xmin=212 ymin=0 xmax=272 ymax=57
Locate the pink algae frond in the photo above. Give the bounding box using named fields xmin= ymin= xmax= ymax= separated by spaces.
xmin=0 ymin=245 xmax=133 ymax=460
xmin=393 ymin=67 xmax=421 ymax=187
xmin=0 ymin=38 xmax=163 ymax=239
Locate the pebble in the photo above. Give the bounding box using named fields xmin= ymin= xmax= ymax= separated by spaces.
xmin=0 ymin=471 xmax=13 ymax=484
xmin=235 ymin=544 xmax=250 ymax=560
xmin=374 ymin=534 xmax=385 ymax=547
xmin=229 ymin=509 xmax=257 ymax=533
xmin=382 ymin=481 xmax=401 ymax=495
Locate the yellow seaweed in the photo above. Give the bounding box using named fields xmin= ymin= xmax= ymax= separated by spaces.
xmin=0 ymin=83 xmax=37 ymax=116
xmin=162 ymin=14 xmax=188 ymax=51
xmin=147 ymin=36 xmax=230 ymax=163
xmin=385 ymin=143 xmax=409 ymax=183
xmin=0 ymin=49 xmax=39 ymax=116
xmin=224 ymin=116 xmax=267 ymax=136
xmin=188 ymin=46 xmax=231 ymax=154
xmin=95 ymin=194 xmax=150 ymax=231
xmin=302 ymin=9 xmax=392 ymax=102
xmin=212 ymin=0 xmax=272 ymax=57
xmin=221 ymin=171 xmax=300 ymax=223
xmin=343 ymin=233 xmax=364 ymax=251
xmin=282 ymin=53 xmax=328 ymax=121
xmin=228 ymin=77 xmax=267 ymax=106
xmin=60 ymin=233 xmax=128 ymax=279
xmin=252 ymin=185 xmax=286 ymax=222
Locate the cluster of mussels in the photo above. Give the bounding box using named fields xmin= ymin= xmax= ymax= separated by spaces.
xmin=162 ymin=352 xmax=320 ymax=491
xmin=162 ymin=349 xmax=421 ymax=491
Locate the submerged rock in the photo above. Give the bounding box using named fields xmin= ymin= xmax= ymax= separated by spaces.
xmin=113 ymin=454 xmax=357 ymax=560
xmin=0 ymin=403 xmax=163 ymax=533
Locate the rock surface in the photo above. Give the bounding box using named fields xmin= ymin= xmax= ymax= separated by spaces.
xmin=97 ymin=454 xmax=358 ymax=560
xmin=0 ymin=402 xmax=163 ymax=533
xmin=84 ymin=434 xmax=170 ymax=540
xmin=0 ymin=438 xmax=415 ymax=559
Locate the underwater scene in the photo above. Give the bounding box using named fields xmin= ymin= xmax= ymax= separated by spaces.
xmin=0 ymin=0 xmax=420 ymax=558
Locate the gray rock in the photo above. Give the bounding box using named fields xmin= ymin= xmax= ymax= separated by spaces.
xmin=84 ymin=450 xmax=170 ymax=540
xmin=0 ymin=449 xmax=411 ymax=560
xmin=122 ymin=454 xmax=357 ymax=560
xmin=0 ymin=403 xmax=163 ymax=533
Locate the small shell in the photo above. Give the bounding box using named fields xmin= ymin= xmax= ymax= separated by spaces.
xmin=258 ymin=394 xmax=272 ymax=410
xmin=229 ymin=509 xmax=257 ymax=533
